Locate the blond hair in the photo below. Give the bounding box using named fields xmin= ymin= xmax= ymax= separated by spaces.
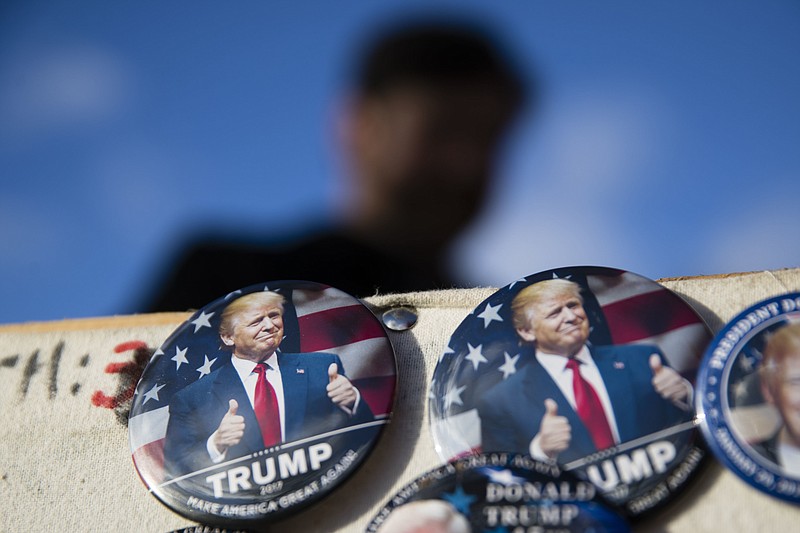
xmin=761 ymin=322 xmax=800 ymax=380
xmin=511 ymin=278 xmax=583 ymax=331
xmin=219 ymin=291 xmax=286 ymax=338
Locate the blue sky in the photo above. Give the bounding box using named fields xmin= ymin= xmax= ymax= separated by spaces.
xmin=1 ymin=1 xmax=799 ymax=324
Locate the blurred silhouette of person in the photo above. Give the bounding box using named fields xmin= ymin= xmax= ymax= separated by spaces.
xmin=140 ymin=16 xmax=529 ymax=312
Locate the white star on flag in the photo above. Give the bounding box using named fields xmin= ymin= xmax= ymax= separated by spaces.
xmin=440 ymin=345 xmax=455 ymax=363
xmin=476 ymin=302 xmax=503 ymax=328
xmin=739 ymin=354 xmax=755 ymax=372
xmin=465 ymin=343 xmax=487 ymax=370
xmin=196 ymin=355 xmax=217 ymax=378
xmin=142 ymin=383 xmax=165 ymax=405
xmin=190 ymin=310 xmax=215 ymax=333
xmin=498 ymin=352 xmax=520 ymax=379
xmin=731 ymin=379 xmax=749 ymax=400
xmin=171 ymin=346 xmax=189 ymax=370
xmin=444 ymin=385 xmax=466 ymax=410
xmin=507 ymin=278 xmax=527 ymax=289
xmin=137 ymin=347 xmax=166 ymax=396
xmin=225 ymin=290 xmax=242 ymax=300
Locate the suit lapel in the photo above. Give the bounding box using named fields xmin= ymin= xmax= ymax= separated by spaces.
xmin=523 ymin=358 xmax=596 ymax=460
xmin=278 ymin=353 xmax=308 ymax=439
xmin=592 ymin=345 xmax=637 ymax=442
xmin=523 ymin=360 xmax=570 ymax=410
xmin=212 ymin=362 xmax=263 ymax=452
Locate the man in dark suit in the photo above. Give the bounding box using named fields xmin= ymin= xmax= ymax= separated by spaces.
xmin=753 ymin=322 xmax=800 ymax=475
xmin=163 ymin=290 xmax=373 ymax=477
xmin=478 ymin=279 xmax=691 ymax=463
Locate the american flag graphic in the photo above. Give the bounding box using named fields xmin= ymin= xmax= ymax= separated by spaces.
xmin=429 ymin=267 xmax=711 ymax=460
xmin=128 ymin=281 xmax=396 ymax=487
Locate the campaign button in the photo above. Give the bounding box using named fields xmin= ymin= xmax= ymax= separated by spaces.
xmin=367 ymin=453 xmax=630 ymax=532
xmin=128 ymin=281 xmax=397 ymax=526
xmin=429 ymin=266 xmax=712 ymax=517
xmin=697 ymin=292 xmax=800 ymax=505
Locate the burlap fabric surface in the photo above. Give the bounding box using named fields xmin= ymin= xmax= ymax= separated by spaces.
xmin=1 ymin=268 xmax=800 ymax=532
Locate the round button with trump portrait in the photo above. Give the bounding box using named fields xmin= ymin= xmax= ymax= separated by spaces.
xmin=128 ymin=281 xmax=397 ymax=527
xmin=429 ymin=266 xmax=712 ymax=516
xmin=697 ymin=292 xmax=800 ymax=505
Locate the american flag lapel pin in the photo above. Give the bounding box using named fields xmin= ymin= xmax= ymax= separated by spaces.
xmin=614 ymin=361 xmax=625 ymax=369
xmin=296 ymin=368 xmax=305 ymax=374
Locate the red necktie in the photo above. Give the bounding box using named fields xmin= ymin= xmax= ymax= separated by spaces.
xmin=253 ymin=363 xmax=282 ymax=447
xmin=565 ymin=358 xmax=615 ymax=450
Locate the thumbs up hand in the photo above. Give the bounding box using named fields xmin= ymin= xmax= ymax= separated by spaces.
xmin=649 ymin=353 xmax=663 ymax=374
xmin=650 ymin=353 xmax=691 ymax=406
xmin=213 ymin=399 xmax=246 ymax=452
xmin=536 ymin=398 xmax=572 ymax=459
xmin=326 ymin=363 xmax=357 ymax=409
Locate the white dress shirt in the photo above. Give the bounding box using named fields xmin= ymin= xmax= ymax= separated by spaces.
xmin=777 ymin=428 xmax=800 ymax=477
xmin=207 ymin=353 xmax=285 ymax=462
xmin=529 ymin=345 xmax=621 ymax=459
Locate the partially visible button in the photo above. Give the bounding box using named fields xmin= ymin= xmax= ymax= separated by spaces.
xmin=368 ymin=453 xmax=630 ymax=532
xmin=381 ymin=306 xmax=418 ymax=331
xmin=696 ymin=292 xmax=800 ymax=506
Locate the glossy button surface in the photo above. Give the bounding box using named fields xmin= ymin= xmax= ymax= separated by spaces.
xmin=429 ymin=266 xmax=712 ymax=517
xmin=697 ymin=292 xmax=800 ymax=505
xmin=368 ymin=453 xmax=630 ymax=532
xmin=129 ymin=280 xmax=397 ymax=526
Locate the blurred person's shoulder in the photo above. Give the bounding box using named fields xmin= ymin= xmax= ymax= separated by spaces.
xmin=142 ymin=227 xmax=452 ymax=312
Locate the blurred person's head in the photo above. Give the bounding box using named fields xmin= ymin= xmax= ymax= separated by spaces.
xmin=340 ymin=16 xmax=529 ymax=257
xmin=760 ymin=322 xmax=800 ymax=447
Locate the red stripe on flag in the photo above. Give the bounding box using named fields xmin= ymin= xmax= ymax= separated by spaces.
xmin=298 ymin=305 xmax=385 ymax=352
xmin=602 ymin=289 xmax=702 ymax=345
xmin=132 ymin=438 xmax=166 ymax=486
xmin=352 ymin=375 xmax=396 ymax=417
